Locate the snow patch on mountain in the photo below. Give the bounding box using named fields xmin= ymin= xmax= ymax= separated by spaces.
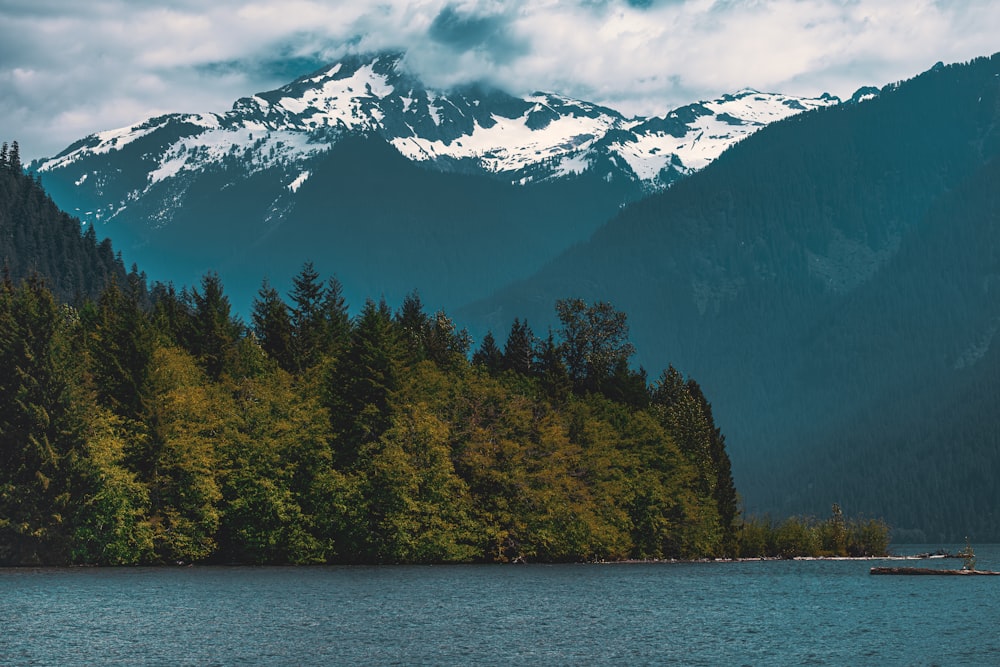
xmin=34 ymin=52 xmax=844 ymax=226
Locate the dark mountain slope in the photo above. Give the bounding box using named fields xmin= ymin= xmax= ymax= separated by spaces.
xmin=772 ymin=154 xmax=1000 ymax=541
xmin=0 ymin=143 xmax=126 ymax=303
xmin=70 ymin=133 xmax=641 ymax=314
xmin=461 ymin=54 xmax=1000 ymax=538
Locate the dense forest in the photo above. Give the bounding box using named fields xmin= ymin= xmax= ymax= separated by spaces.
xmin=0 ymin=262 xmax=887 ymax=565
xmin=0 ymin=141 xmax=128 ymax=303
xmin=0 ymin=144 xmax=887 ymax=565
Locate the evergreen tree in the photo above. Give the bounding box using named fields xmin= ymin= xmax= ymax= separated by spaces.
xmin=502 ymin=318 xmax=534 ymax=376
xmin=396 ymin=290 xmax=430 ymax=363
xmin=187 ymin=272 xmax=241 ymax=380
xmin=251 ymin=279 xmax=293 ymax=371
xmin=7 ymin=141 xmax=21 ymax=174
xmin=319 ymin=276 xmax=351 ymax=360
xmin=327 ymin=299 xmax=402 ymax=469
xmin=278 ymin=264 xmax=351 ymax=373
xmin=472 ymin=331 xmax=503 ymax=375
xmin=424 ymin=310 xmax=471 ymax=371
xmin=86 ymin=278 xmax=155 ymax=422
xmin=0 ymin=278 xmax=90 ymax=564
xmin=534 ymin=330 xmax=571 ymax=403
xmin=685 ymin=378 xmax=740 ymax=555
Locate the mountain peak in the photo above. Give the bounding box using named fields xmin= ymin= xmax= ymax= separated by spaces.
xmin=34 ymin=49 xmax=844 ymax=223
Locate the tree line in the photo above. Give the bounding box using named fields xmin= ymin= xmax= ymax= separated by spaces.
xmin=0 ymin=260 xmax=889 ymax=565
xmin=0 ymin=141 xmax=889 ymax=564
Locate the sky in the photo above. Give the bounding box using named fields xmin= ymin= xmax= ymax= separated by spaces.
xmin=2 ymin=0 xmax=998 ymax=162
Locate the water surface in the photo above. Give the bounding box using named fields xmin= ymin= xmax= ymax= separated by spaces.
xmin=2 ymin=545 xmax=998 ymax=665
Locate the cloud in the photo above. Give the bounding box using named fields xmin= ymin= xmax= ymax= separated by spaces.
xmin=2 ymin=0 xmax=999 ymax=161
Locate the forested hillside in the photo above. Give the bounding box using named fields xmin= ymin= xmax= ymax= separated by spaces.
xmin=0 ymin=141 xmax=127 ymax=303
xmin=463 ymin=54 xmax=1000 ymax=541
xmin=0 ymin=168 xmax=889 ymax=564
xmin=0 ymin=255 xmax=747 ymax=565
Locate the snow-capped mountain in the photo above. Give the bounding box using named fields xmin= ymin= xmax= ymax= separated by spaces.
xmin=36 ymin=52 xmax=838 ymax=226
xmin=30 ymin=51 xmax=847 ymax=317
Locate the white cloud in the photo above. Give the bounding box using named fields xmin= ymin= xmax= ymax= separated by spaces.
xmin=2 ymin=0 xmax=998 ymax=161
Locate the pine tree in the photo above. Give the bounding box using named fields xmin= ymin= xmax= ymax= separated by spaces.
xmin=8 ymin=141 xmax=21 ymax=174
xmin=86 ymin=278 xmax=155 ymax=422
xmin=472 ymin=331 xmax=503 ymax=374
xmin=534 ymin=330 xmax=571 ymax=403
xmin=502 ymin=318 xmax=534 ymax=376
xmin=288 ymin=262 xmax=328 ymax=372
xmin=327 ymin=299 xmax=402 ymax=469
xmin=396 ymin=290 xmax=430 ymax=363
xmin=251 ymin=279 xmax=293 ymax=371
xmin=0 ymin=278 xmax=91 ymax=564
xmin=187 ymin=272 xmax=241 ymax=380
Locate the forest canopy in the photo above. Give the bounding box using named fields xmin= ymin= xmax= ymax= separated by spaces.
xmin=0 ymin=147 xmax=888 ymax=565
xmin=0 ymin=263 xmax=888 ymax=565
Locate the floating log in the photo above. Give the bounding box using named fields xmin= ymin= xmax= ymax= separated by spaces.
xmin=870 ymin=566 xmax=1000 ymax=576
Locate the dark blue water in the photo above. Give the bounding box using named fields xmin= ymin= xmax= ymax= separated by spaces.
xmin=2 ymin=546 xmax=999 ymax=666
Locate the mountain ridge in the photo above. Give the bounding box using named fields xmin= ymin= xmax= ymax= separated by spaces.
xmin=31 ymin=50 xmax=844 ymax=315
xmin=458 ymin=52 xmax=1000 ymax=539
xmin=35 ymin=51 xmax=841 ymax=226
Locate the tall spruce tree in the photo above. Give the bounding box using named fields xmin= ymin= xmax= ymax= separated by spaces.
xmin=502 ymin=318 xmax=534 ymax=376
xmin=472 ymin=331 xmax=503 ymax=375
xmin=187 ymin=272 xmax=241 ymax=380
xmin=251 ymin=279 xmax=294 ymax=371
xmin=327 ymin=299 xmax=402 ymax=469
xmin=0 ymin=278 xmax=90 ymax=564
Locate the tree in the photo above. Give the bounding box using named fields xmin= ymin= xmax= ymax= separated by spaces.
xmin=327 ymin=299 xmax=402 ymax=469
xmin=288 ymin=262 xmax=326 ymax=371
xmin=502 ymin=318 xmax=534 ymax=376
xmin=534 ymin=330 xmax=571 ymax=403
xmin=396 ymin=290 xmax=430 ymax=363
xmin=187 ymin=272 xmax=241 ymax=380
xmin=141 ymin=346 xmax=224 ymax=563
xmin=85 ymin=278 xmax=155 ymax=422
xmin=424 ymin=310 xmax=470 ymax=370
xmin=555 ymin=298 xmax=635 ymax=395
xmin=472 ymin=331 xmax=503 ymax=375
xmin=251 ymin=279 xmax=293 ymax=371
xmin=0 ymin=278 xmax=91 ymax=564
xmin=7 ymin=141 xmax=21 ymax=173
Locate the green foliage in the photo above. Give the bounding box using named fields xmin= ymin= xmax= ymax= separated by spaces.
xmin=736 ymin=507 xmax=891 ymax=558
xmin=0 ymin=264 xmax=832 ymax=565
xmin=0 ymin=141 xmax=128 ymax=304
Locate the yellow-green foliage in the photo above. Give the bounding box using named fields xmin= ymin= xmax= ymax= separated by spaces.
xmin=0 ymin=273 xmax=802 ymax=564
xmin=737 ymin=507 xmax=891 ymax=558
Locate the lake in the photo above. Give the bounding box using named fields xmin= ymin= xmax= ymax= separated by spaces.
xmin=2 ymin=545 xmax=999 ymax=665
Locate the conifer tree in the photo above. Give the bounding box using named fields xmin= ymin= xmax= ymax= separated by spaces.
xmin=0 ymin=278 xmax=89 ymax=564
xmin=502 ymin=318 xmax=534 ymax=375
xmin=472 ymin=331 xmax=503 ymax=374
xmin=327 ymin=299 xmax=402 ymax=469
xmin=187 ymin=272 xmax=241 ymax=380
xmin=86 ymin=278 xmax=155 ymax=422
xmin=288 ymin=262 xmax=326 ymax=371
xmin=396 ymin=290 xmax=430 ymax=363
xmin=251 ymin=279 xmax=294 ymax=371
xmin=534 ymin=330 xmax=571 ymax=403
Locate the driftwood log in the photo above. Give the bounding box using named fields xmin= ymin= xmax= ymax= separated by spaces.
xmin=870 ymin=567 xmax=1000 ymax=576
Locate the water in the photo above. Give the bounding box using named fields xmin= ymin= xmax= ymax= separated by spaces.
xmin=2 ymin=546 xmax=999 ymax=666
